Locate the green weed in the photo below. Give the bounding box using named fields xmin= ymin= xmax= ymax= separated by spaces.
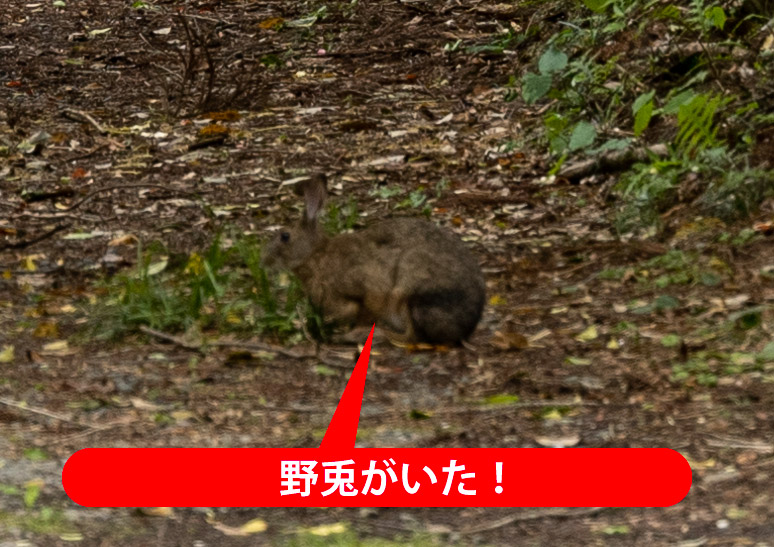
xmin=0 ymin=508 xmax=78 ymax=536
xmin=512 ymin=0 xmax=773 ymax=231
xmin=323 ymin=197 xmax=359 ymax=235
xmin=86 ymin=232 xmax=319 ymax=343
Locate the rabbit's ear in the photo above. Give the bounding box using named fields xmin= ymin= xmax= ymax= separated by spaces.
xmin=301 ymin=174 xmax=327 ymax=226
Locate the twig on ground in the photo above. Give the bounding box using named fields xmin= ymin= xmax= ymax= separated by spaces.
xmin=558 ymin=143 xmax=668 ymax=181
xmin=460 ymin=507 xmax=605 ymax=534
xmin=60 ymin=108 xmax=108 ymax=135
xmin=52 ymin=421 xmax=127 ymax=444
xmin=437 ymin=399 xmax=600 ymax=415
xmin=0 ymin=397 xmax=88 ymax=428
xmin=705 ymin=435 xmax=774 ymax=452
xmin=139 ymin=326 xmax=352 ymax=369
xmin=356 ymin=507 xmax=606 ymax=536
xmin=177 ymin=12 xmax=228 ymax=24
xmin=67 ymin=143 xmax=109 ymax=162
xmin=59 ymin=183 xmax=204 ymax=212
xmin=209 ymin=339 xmax=353 ymax=369
xmin=139 ymin=326 xmax=203 ymax=352
xmin=0 ymin=224 xmax=70 ymax=251
xmin=11 ymin=211 xmax=103 ymax=222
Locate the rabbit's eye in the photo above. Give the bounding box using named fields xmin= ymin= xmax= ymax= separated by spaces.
xmin=280 ymin=231 xmax=290 ymax=242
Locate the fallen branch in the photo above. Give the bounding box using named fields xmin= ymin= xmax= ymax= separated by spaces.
xmin=460 ymin=507 xmax=605 ymax=534
xmin=558 ymin=143 xmax=668 ymax=181
xmin=437 ymin=399 xmax=600 ymax=415
xmin=358 ymin=506 xmax=606 ymax=536
xmin=0 ymin=397 xmax=89 ymax=428
xmin=60 ymin=108 xmax=108 ymax=135
xmin=11 ymin=211 xmax=103 ymax=222
xmin=0 ymin=223 xmax=70 ymax=251
xmin=139 ymin=325 xmax=203 ymax=352
xmin=21 ymin=188 xmax=77 ymax=204
xmin=66 ymin=143 xmax=109 ymax=162
xmin=59 ymin=183 xmax=204 ymax=212
xmin=315 ymin=47 xmax=430 ymax=58
xmin=705 ymin=435 xmax=774 ymax=453
xmin=209 ymin=339 xmax=353 ymax=369
xmin=139 ymin=326 xmax=352 ymax=369
xmin=52 ymin=420 xmax=129 ymax=445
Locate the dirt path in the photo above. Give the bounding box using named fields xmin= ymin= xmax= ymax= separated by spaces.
xmin=1 ymin=1 xmax=773 ymax=545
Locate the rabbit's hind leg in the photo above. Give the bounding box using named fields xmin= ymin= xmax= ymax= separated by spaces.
xmin=378 ymin=290 xmax=416 ymax=343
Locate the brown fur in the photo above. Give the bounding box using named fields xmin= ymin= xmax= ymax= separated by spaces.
xmin=263 ymin=176 xmax=485 ymax=344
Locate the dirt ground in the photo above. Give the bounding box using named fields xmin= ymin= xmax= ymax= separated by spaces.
xmin=1 ymin=1 xmax=773 ymax=546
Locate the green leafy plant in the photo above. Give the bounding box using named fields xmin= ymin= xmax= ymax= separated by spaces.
xmin=671 ymin=346 xmax=768 ymax=387
xmin=370 ymin=185 xmax=434 ymax=216
xmin=87 ymin=233 xmax=319 ymax=343
xmin=515 ymin=0 xmax=773 ymax=231
xmin=633 ymin=90 xmax=655 ymax=136
xmin=522 ymin=48 xmax=568 ymax=105
xmin=323 ymin=197 xmax=359 ymax=235
xmin=466 ymin=29 xmax=525 ymax=55
xmin=675 ymin=93 xmax=729 ymax=155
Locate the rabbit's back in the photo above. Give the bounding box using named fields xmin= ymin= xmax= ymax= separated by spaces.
xmin=365 ymin=218 xmax=485 ymax=343
xmin=291 ymin=216 xmax=484 ymax=344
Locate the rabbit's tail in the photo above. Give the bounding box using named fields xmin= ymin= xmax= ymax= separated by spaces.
xmin=408 ymin=288 xmax=484 ymax=344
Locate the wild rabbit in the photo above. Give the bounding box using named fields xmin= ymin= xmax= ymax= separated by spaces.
xmin=263 ymin=175 xmax=485 ymax=345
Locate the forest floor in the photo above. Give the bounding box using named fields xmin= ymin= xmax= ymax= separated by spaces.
xmin=1 ymin=1 xmax=773 ymax=546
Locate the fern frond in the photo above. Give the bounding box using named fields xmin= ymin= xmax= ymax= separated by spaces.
xmin=675 ymin=93 xmax=729 ymax=155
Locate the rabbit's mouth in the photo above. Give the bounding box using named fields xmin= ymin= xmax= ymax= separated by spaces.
xmin=259 ymin=242 xmax=280 ymax=270
xmin=260 ymin=254 xmax=280 ymax=272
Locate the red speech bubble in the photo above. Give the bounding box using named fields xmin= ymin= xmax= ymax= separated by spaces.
xmin=63 ymin=326 xmax=692 ymax=507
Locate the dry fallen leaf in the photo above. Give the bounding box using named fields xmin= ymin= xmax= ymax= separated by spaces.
xmin=575 ymin=325 xmax=598 ymax=342
xmin=239 ymin=518 xmax=268 ymax=534
xmin=490 ymin=330 xmax=529 ymax=350
xmin=42 ymin=340 xmax=69 ymax=352
xmin=528 ymin=329 xmax=552 ymax=344
xmin=736 ymin=450 xmax=758 ymax=466
xmin=535 ymin=434 xmax=581 ymax=447
xmin=170 ymin=410 xmax=196 ymax=422
xmin=23 ymin=255 xmax=39 ymax=272
xmin=723 ymin=294 xmax=750 ymax=309
xmin=71 ymin=167 xmax=88 ymax=179
xmin=139 ymin=507 xmax=174 ymax=517
xmin=108 ymin=234 xmax=139 ymax=246
xmin=258 ymin=17 xmax=284 ymax=30
xmin=682 ymin=456 xmax=716 ymax=469
xmin=542 ymin=409 xmax=563 ymax=421
xmin=34 ymin=322 xmax=59 ymax=338
xmin=762 ymin=33 xmax=774 ymax=52
xmin=308 ymin=523 xmax=349 ymax=536
xmin=0 ymin=345 xmax=14 ymax=363
xmin=130 ymin=398 xmax=164 ymax=411
xmin=488 ymin=294 xmax=506 ymax=306
xmin=210 ymin=518 xmax=268 ymax=537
